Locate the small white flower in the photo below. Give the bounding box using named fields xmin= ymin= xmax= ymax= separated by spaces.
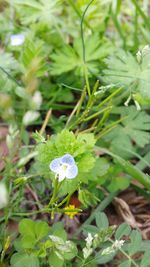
xmin=32 ymin=91 xmax=42 ymax=109
xmin=10 ymin=33 xmax=25 ymax=46
xmin=49 ymin=154 xmax=78 ymax=182
xmin=113 ymin=240 xmax=125 ymax=249
xmin=83 ymin=247 xmax=93 ymax=259
xmin=22 ymin=110 xmax=40 ymax=126
xmin=85 ymin=233 xmax=93 ymax=248
xmin=102 ymin=246 xmax=114 ymax=256
xmin=0 ymin=183 xmax=8 ymax=209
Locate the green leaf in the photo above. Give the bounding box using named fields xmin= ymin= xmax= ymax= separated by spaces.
xmin=108 ymin=176 xmax=130 ymax=192
xmin=128 ymin=230 xmax=142 ymax=256
xmin=103 ymin=46 xmax=150 ymax=99
xmin=0 ymin=51 xmax=19 ymax=72
xmin=10 ymin=253 xmax=39 ymax=267
xmin=48 ymin=251 xmax=64 ymax=267
xmin=51 ymin=34 xmax=111 ymax=76
xmin=83 ymin=225 xmax=98 ymax=235
xmin=21 ymin=39 xmax=47 ymax=76
xmin=105 ymin=106 xmax=150 ymax=158
xmin=118 ymin=260 xmax=131 ymax=267
xmin=35 ymin=221 xmax=49 ymax=241
xmin=51 ymin=222 xmax=67 ymax=241
xmin=63 ymin=242 xmax=77 ymax=260
xmin=21 ymin=235 xmax=36 ymax=249
xmin=12 ymin=0 xmax=61 ymax=26
xmin=115 ymin=223 xmax=131 ymax=240
xmin=141 ymin=250 xmax=150 ymax=267
xmin=19 ymin=219 xmax=35 ymax=237
xmin=95 ymin=212 xmax=109 ymax=229
xmin=88 ymin=157 xmax=110 ymax=181
xmin=19 ymin=219 xmax=50 ymax=248
xmin=79 ymin=189 xmax=98 ymax=208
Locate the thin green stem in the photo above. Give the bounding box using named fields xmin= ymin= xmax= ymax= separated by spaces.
xmin=48 ymin=176 xmax=59 ymax=207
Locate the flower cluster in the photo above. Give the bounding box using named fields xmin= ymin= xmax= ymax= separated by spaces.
xmin=102 ymin=239 xmax=125 ymax=256
xmin=49 ymin=154 xmax=78 ymax=182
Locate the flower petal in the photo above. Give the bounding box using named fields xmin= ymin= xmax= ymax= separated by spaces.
xmin=58 ymin=169 xmax=66 ymax=182
xmin=61 ymin=154 xmax=75 ymax=166
xmin=49 ymin=158 xmax=61 ymax=172
xmin=10 ymin=34 xmax=25 ymax=46
xmin=66 ymin=164 xmax=78 ymax=179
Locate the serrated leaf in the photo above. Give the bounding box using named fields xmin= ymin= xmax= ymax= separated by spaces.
xmin=12 ymin=0 xmax=61 ymax=26
xmin=103 ymin=46 xmax=150 ymax=99
xmin=51 ymin=34 xmax=111 ymax=76
xmin=78 ymin=189 xmax=98 ymax=208
xmin=105 ymin=106 xmax=150 ymax=158
xmin=0 ymin=51 xmax=19 ymax=72
xmin=115 ymin=223 xmax=131 ymax=240
xmin=95 ymin=212 xmax=109 ymax=229
xmin=21 ymin=40 xmax=47 ymax=76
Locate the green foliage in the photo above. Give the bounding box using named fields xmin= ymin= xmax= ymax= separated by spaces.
xmin=79 ymin=189 xmax=99 ymax=208
xmin=105 ymin=106 xmax=150 ymax=158
xmin=51 ymin=34 xmax=111 ymax=76
xmin=10 ymin=252 xmax=39 ymax=267
xmin=115 ymin=223 xmax=131 ymax=240
xmin=37 ymin=129 xmax=96 ymax=177
xmin=1 ymin=1 xmax=150 ymax=267
xmin=141 ymin=250 xmax=150 ymax=267
xmin=20 ymin=39 xmax=47 ymax=76
xmin=18 ymin=219 xmax=50 ymax=249
xmin=0 ymin=51 xmax=19 ymax=72
xmin=95 ymin=212 xmax=109 ymax=229
xmin=12 ymin=0 xmax=62 ymax=26
xmin=11 ymin=219 xmax=77 ymax=267
xmin=103 ymin=46 xmax=150 ymax=100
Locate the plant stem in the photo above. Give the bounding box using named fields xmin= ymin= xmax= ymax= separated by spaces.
xmin=48 ymin=176 xmax=59 ymax=207
xmin=39 ymin=109 xmax=52 ymax=135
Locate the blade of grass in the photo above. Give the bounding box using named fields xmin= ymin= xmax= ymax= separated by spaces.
xmin=131 ymin=0 xmax=150 ymax=29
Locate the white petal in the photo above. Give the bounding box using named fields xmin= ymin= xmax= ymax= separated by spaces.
xmin=49 ymin=158 xmax=61 ymax=172
xmin=61 ymin=154 xmax=75 ymax=166
xmin=22 ymin=111 xmax=40 ymax=126
xmin=0 ymin=183 xmax=8 ymax=209
xmin=58 ymin=169 xmax=66 ymax=182
xmin=32 ymin=91 xmax=42 ymax=109
xmin=10 ymin=34 xmax=25 ymax=46
xmin=66 ymin=164 xmax=78 ymax=179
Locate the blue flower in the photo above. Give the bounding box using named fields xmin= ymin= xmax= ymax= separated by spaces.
xmin=49 ymin=154 xmax=78 ymax=182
